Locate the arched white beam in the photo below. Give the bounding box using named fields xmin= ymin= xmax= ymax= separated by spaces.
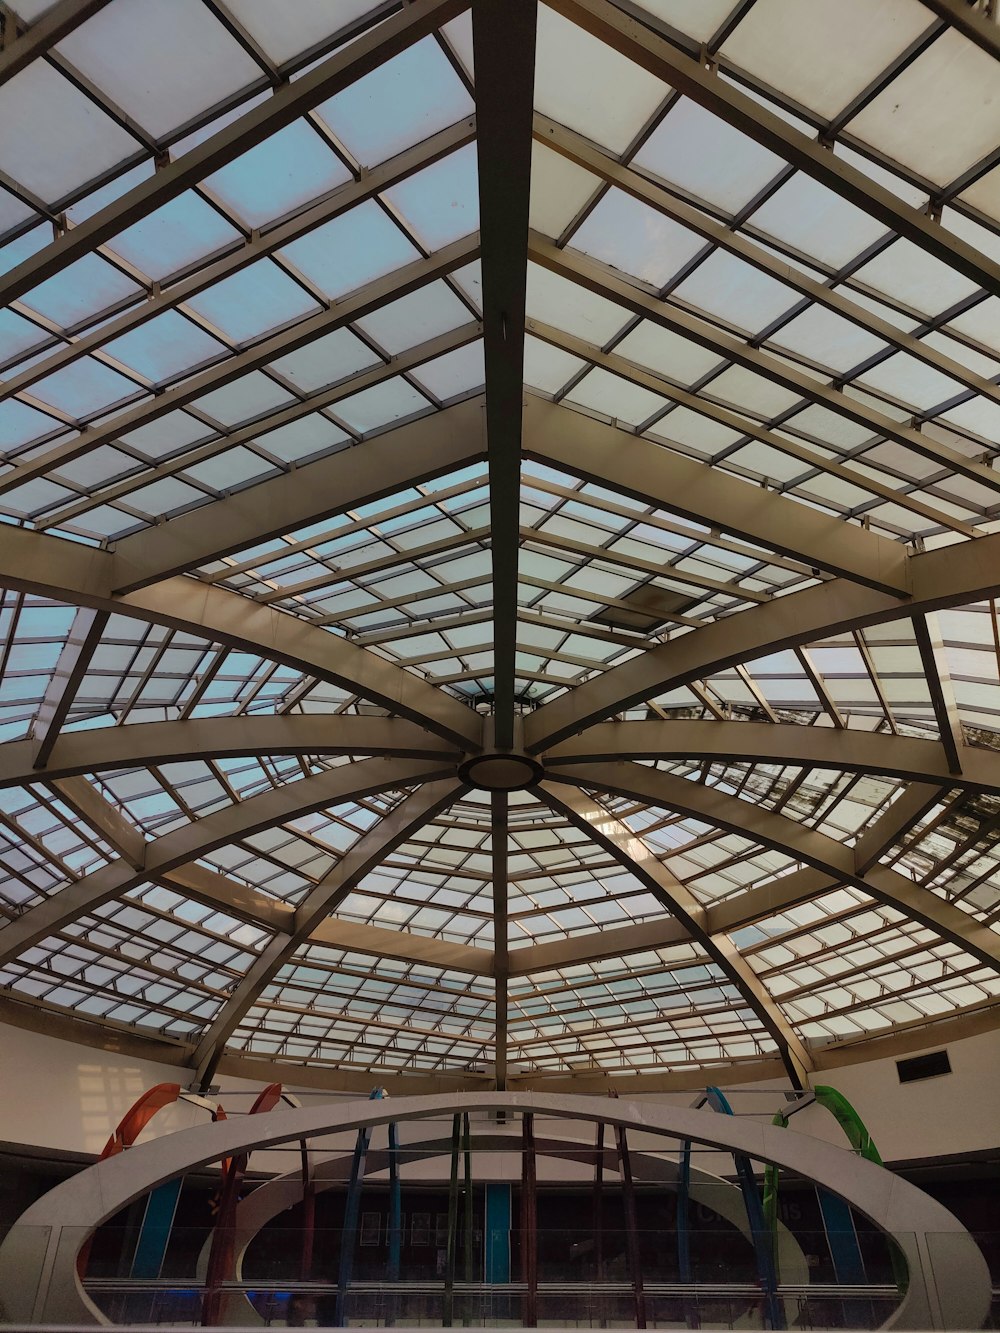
xmin=0 ymin=756 xmax=455 ymax=966
xmin=524 ymin=398 xmax=910 ymax=596
xmin=538 ymin=781 xmax=813 ymax=1087
xmin=546 ymin=720 xmax=1000 ymax=793
xmin=550 ymin=0 xmax=999 ymax=294
xmin=110 ymin=394 xmax=487 ymax=592
xmin=4 ymin=714 xmax=461 ymax=785
xmin=0 ymin=1091 xmax=988 ymax=1329
xmin=189 ymin=778 xmax=465 ymax=1089
xmin=525 ymin=528 xmax=1000 ymax=752
xmin=544 ymin=762 xmax=1000 ymax=970
xmin=0 ymin=524 xmax=483 ymax=750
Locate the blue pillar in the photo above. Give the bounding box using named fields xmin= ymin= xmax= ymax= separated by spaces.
xmin=485 ymin=1183 xmax=511 ymax=1283
xmin=130 ymin=1178 xmax=182 ymax=1279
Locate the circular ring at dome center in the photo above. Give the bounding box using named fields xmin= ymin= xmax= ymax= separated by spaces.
xmin=459 ymin=753 xmax=544 ymax=791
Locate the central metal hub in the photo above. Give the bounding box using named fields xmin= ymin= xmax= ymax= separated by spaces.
xmin=459 ymin=752 xmax=544 ymax=791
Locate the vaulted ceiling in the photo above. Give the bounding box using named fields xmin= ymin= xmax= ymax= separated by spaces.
xmin=0 ymin=0 xmax=998 ymax=1094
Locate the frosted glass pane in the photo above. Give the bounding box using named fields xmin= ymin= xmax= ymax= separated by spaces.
xmin=634 ymin=99 xmax=783 ymax=214
xmin=567 ymin=368 xmax=669 ymax=426
xmin=32 ymin=357 xmax=139 ymax=417
xmin=523 ymin=335 xmax=587 ymax=392
xmin=57 ymin=0 xmax=261 ymax=139
xmin=0 ymin=63 xmax=139 ymax=203
xmin=526 ymin=263 xmax=630 ymax=344
xmin=851 ymin=240 xmax=979 ymax=316
xmin=195 ymin=372 xmax=295 ymax=427
xmin=109 ymin=193 xmax=241 ymax=282
xmin=748 ymin=174 xmax=888 ymax=270
xmin=384 ymin=144 xmax=480 ymax=250
xmin=317 ymin=39 xmax=474 ymax=167
xmin=279 ymin=201 xmax=418 ymax=299
xmin=616 ymin=322 xmax=722 ymax=387
xmin=335 ymin=379 xmax=429 ymax=433
xmin=771 ymin=305 xmax=886 ymax=375
xmin=0 ymin=398 xmax=64 ymax=448
xmin=206 ymin=122 xmax=351 ymax=230
xmin=0 ymin=308 xmax=49 ymax=361
xmin=256 ymin=416 xmax=350 ymax=464
xmin=355 ymin=282 xmax=471 ymax=355
xmin=226 ymin=0 xmax=378 ymax=64
xmin=186 ymin=260 xmax=320 ymax=341
xmin=534 ymin=5 xmax=669 ymax=153
xmin=571 ymin=190 xmax=704 ymax=288
xmin=849 ymin=30 xmax=1000 ymax=186
xmin=0 ymin=188 xmax=37 ymax=234
xmin=671 ymin=251 xmax=796 ymax=334
xmin=104 ymin=312 xmax=227 ymax=382
xmin=720 ymin=0 xmax=933 ymax=119
xmin=411 ymin=341 xmax=485 ymax=400
xmin=634 ymin=0 xmax=739 ymax=42
xmin=529 ymin=142 xmax=601 ymax=240
xmin=268 ymin=328 xmax=380 ymax=393
xmin=21 ymin=254 xmax=142 ymax=327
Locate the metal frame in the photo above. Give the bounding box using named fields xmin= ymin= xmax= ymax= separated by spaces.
xmin=0 ymin=0 xmax=997 ymax=1094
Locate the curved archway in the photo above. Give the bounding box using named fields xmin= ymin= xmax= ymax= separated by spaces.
xmin=0 ymin=1091 xmax=987 ymax=1330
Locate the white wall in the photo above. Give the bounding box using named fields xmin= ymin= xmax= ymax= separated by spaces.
xmin=0 ymin=1020 xmax=996 ymax=1168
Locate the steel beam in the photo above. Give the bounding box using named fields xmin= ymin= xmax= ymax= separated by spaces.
xmin=544 ymin=761 xmax=1000 ymax=968
xmin=853 ymin=782 xmax=946 ymax=875
xmin=0 ymin=524 xmax=484 ymax=748
xmin=509 ymin=914 xmax=689 ymax=975
xmin=524 ymin=527 xmax=1000 ymax=750
xmin=30 ymin=608 xmax=107 ymax=768
xmin=0 ymin=0 xmax=468 ymax=305
xmin=473 ymin=0 xmax=536 ymax=746
xmin=0 ymin=233 xmax=480 ymax=495
xmin=50 ymin=775 xmax=145 ymax=869
xmin=190 ymin=778 xmax=464 ymax=1089
xmin=529 ymin=234 xmax=1000 ymax=492
xmin=492 ymin=789 xmax=509 ymax=1089
xmin=550 ymin=0 xmax=1000 ymax=292
xmin=538 ymin=780 xmax=814 ymax=1084
xmin=545 ymin=719 xmax=1000 ymax=792
xmin=0 ymin=714 xmax=462 ymax=788
xmin=912 ymin=613 xmax=965 ymax=776
xmin=0 ymin=0 xmax=112 ymax=82
xmin=532 ymin=112 xmax=1000 ymax=409
xmin=110 ymin=394 xmax=488 ymax=590
xmin=916 ymin=0 xmax=1000 ymax=58
xmin=0 ymin=756 xmax=455 ymax=966
xmin=524 ymin=397 xmax=911 ymax=596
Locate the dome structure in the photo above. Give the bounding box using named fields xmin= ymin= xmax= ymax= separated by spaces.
xmin=0 ymin=0 xmax=998 ymax=1098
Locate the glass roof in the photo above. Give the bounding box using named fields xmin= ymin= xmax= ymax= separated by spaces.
xmin=0 ymin=0 xmax=998 ymax=1093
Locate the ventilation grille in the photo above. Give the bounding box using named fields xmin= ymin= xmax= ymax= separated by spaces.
xmin=896 ymin=1049 xmax=951 ymax=1083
